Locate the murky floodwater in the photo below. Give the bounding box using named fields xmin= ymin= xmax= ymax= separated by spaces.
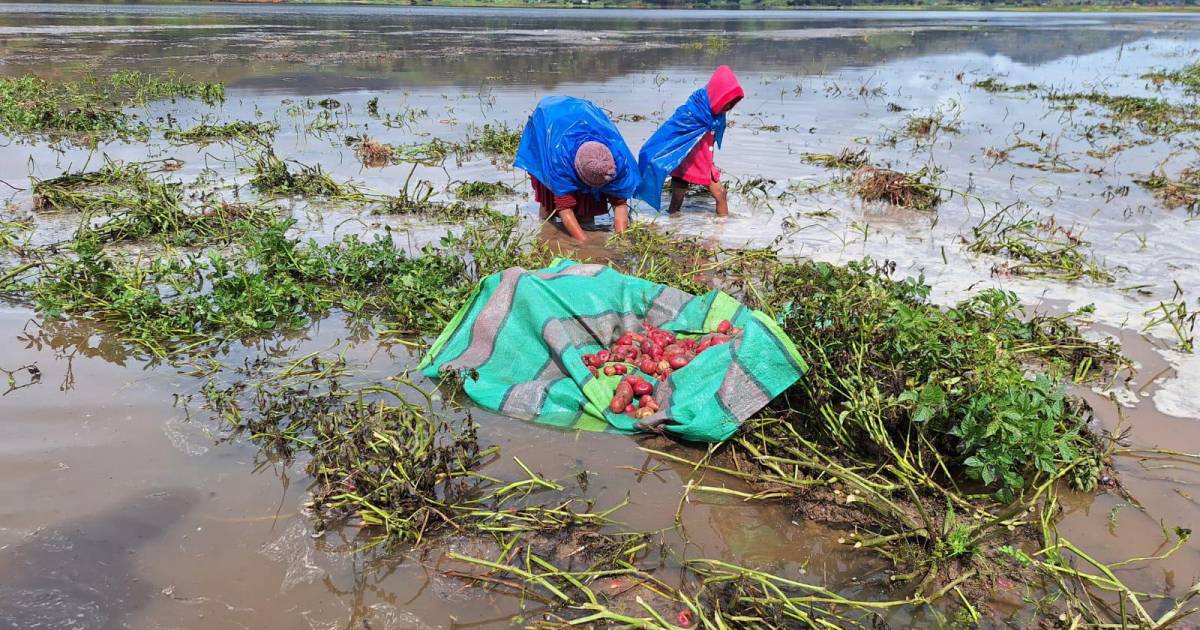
xmin=2 ymin=3 xmax=1200 ymax=628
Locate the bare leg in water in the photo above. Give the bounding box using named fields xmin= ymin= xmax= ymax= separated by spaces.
xmin=667 ymin=177 xmax=688 ymax=214
xmin=668 ymin=177 xmax=728 ymax=217
xmin=708 ymin=180 xmax=729 ymax=217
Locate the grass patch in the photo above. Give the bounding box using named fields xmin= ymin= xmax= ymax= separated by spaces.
xmin=6 ymin=209 xmax=547 ymax=355
xmin=0 ymin=71 xmax=223 ymax=143
xmin=1046 ymin=91 xmax=1200 ymax=136
xmin=968 ymin=208 xmax=1112 ymax=282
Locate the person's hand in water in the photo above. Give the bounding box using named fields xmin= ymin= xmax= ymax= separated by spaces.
xmin=556 ymin=206 xmax=588 ymax=242
xmin=612 ymin=201 xmax=629 ymax=233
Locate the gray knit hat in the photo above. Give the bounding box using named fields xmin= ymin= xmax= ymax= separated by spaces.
xmin=574 ymin=141 xmax=616 ymax=188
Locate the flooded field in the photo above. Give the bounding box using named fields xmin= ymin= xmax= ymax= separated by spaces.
xmin=2 ymin=3 xmax=1200 ymax=628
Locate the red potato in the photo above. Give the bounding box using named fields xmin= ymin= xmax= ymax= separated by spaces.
xmin=604 ymin=365 xmax=616 ymax=376
xmin=610 ymin=381 xmax=634 ymax=413
xmin=709 ymin=334 xmax=730 ymax=346
xmin=614 ymin=364 xmax=627 ymax=375
xmin=625 ymin=403 xmax=635 ymax=413
xmin=616 ymin=335 xmax=633 ymax=346
xmin=639 ymin=357 xmax=658 ymax=375
xmin=717 ymin=319 xmax=732 ymax=334
xmin=597 ymin=350 xmax=611 ymax=364
xmin=668 ymin=354 xmax=690 ymax=369
xmin=588 ymin=366 xmax=598 ymax=377
xmin=632 ymin=380 xmax=653 ymax=396
xmin=660 ymin=367 xmax=673 ymax=380
xmin=639 ymin=394 xmax=654 ymax=407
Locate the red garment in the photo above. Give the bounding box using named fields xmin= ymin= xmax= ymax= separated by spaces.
xmin=530 ymin=175 xmax=624 ymax=221
xmin=672 ymin=66 xmax=745 ymax=187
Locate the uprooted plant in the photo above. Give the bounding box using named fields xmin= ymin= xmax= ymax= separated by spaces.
xmin=1135 ymin=166 xmax=1200 ymax=214
xmin=850 ymin=164 xmax=941 ymax=210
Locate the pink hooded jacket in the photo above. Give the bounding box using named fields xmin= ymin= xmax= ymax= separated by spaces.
xmin=672 ymin=66 xmax=745 ymax=186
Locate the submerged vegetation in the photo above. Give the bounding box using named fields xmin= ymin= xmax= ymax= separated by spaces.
xmin=32 ymin=159 xmax=274 ymax=246
xmin=1143 ymin=61 xmax=1200 ymax=94
xmin=165 ymin=120 xmax=278 ymax=145
xmin=0 ymin=71 xmax=223 ymax=143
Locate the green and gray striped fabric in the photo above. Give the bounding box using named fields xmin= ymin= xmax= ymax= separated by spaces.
xmin=418 ymin=259 xmax=806 ymax=443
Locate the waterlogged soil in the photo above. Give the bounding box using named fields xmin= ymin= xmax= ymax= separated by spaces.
xmin=3 ymin=3 xmax=1200 ymax=628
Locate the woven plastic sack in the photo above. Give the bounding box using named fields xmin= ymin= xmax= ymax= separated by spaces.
xmin=418 ymin=259 xmax=806 ymax=443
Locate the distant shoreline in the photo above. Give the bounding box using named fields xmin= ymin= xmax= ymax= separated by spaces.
xmin=207 ymin=0 xmax=1200 ymax=12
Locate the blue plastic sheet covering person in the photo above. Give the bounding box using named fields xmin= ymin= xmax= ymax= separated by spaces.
xmin=633 ymin=88 xmax=727 ymax=210
xmin=513 ymin=96 xmax=640 ymax=200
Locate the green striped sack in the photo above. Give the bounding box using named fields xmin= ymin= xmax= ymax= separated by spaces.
xmin=418 ymin=259 xmax=806 ymax=443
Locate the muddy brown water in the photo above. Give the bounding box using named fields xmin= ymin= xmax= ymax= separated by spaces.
xmin=3 ymin=3 xmax=1200 ymax=628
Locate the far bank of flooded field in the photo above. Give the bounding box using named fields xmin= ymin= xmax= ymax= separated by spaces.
xmin=1 ymin=4 xmax=1200 ymax=628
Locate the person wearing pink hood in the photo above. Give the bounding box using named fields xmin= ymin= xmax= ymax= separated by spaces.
xmin=635 ymin=66 xmax=745 ymax=216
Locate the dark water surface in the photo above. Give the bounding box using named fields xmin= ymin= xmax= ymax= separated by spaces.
xmin=2 ymin=4 xmax=1200 ymax=628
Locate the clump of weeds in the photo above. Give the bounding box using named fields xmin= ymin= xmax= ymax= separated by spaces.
xmin=471 ymin=122 xmax=522 ymax=160
xmin=968 ymin=208 xmax=1112 ymax=282
xmin=901 ymin=104 xmax=962 ymax=142
xmin=248 ymin=149 xmax=354 ymax=198
xmin=972 ymin=77 xmax=1041 ymax=94
xmin=453 ymin=180 xmax=517 ymax=201
xmin=7 ymin=208 xmax=550 ymax=356
xmin=1142 ymin=61 xmax=1200 ymax=94
xmin=347 ymin=135 xmax=396 ymax=168
xmin=202 ymin=353 xmax=622 ymax=544
xmin=1046 ymin=90 xmax=1200 ymax=136
xmin=1134 ymin=166 xmax=1200 ymax=214
xmin=801 ymin=147 xmax=871 ymax=170
xmin=165 ymin=119 xmax=278 ymax=146
xmin=850 ymin=164 xmax=941 ymax=210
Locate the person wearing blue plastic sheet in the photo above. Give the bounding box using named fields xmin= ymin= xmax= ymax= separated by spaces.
xmin=634 ymin=66 xmax=745 ymax=216
xmin=514 ymin=96 xmax=640 ymax=242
